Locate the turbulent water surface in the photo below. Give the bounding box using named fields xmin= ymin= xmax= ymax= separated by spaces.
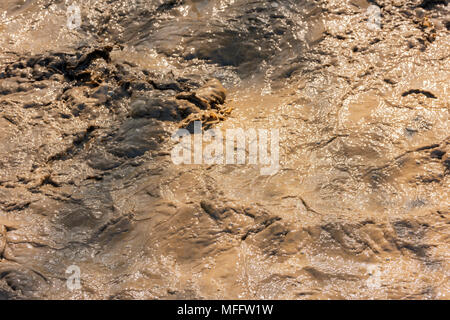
xmin=0 ymin=0 xmax=449 ymax=299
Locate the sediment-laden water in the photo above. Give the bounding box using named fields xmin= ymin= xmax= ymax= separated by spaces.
xmin=0 ymin=0 xmax=449 ymax=299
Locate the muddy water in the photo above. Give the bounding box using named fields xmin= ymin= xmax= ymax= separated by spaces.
xmin=0 ymin=0 xmax=449 ymax=299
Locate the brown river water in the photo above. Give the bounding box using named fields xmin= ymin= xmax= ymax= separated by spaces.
xmin=0 ymin=0 xmax=449 ymax=299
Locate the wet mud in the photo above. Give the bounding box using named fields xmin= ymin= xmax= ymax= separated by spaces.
xmin=0 ymin=0 xmax=449 ymax=299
